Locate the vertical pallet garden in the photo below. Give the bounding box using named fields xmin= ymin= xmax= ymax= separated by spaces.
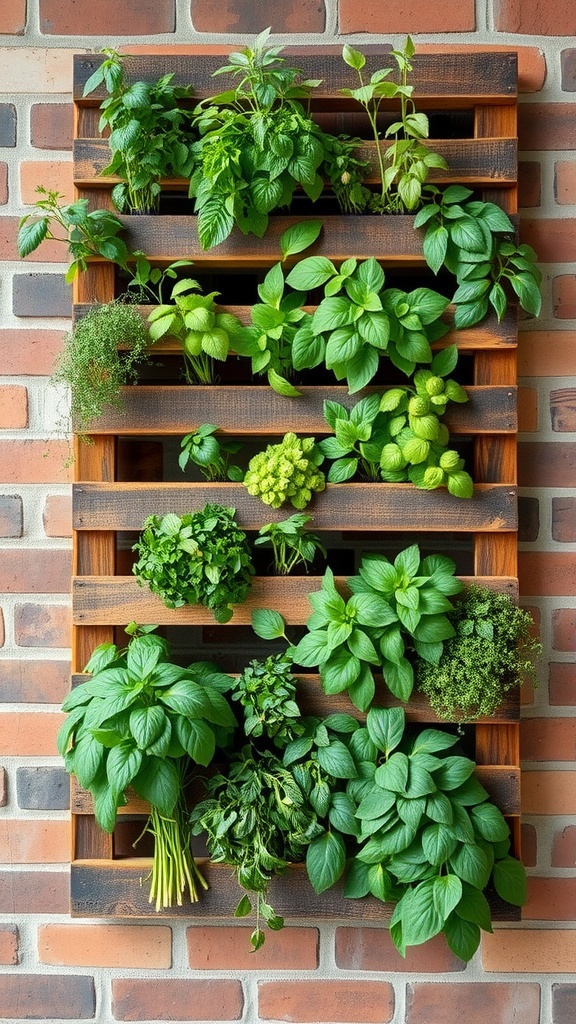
xmin=69 ymin=48 xmax=522 ymax=920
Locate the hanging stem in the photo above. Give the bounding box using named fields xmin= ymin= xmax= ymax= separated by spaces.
xmin=139 ymin=796 xmax=209 ymax=911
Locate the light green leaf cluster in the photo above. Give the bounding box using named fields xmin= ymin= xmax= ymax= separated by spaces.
xmin=243 ymin=432 xmax=325 ymax=510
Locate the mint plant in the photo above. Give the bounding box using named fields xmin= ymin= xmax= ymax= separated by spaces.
xmin=132 ymin=506 xmax=255 ymax=622
xmin=57 ymin=630 xmax=236 ymax=910
xmin=231 ymin=651 xmax=304 ymax=748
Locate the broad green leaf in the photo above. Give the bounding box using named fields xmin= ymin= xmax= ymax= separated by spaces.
xmin=306 ymin=831 xmax=346 ymax=893
xmin=433 ymin=756 xmax=476 ymax=791
xmin=342 ymin=44 xmax=366 ymax=71
xmin=393 ymin=880 xmax=444 ymax=948
xmin=71 ymin=732 xmax=105 ymax=790
xmin=422 ymin=823 xmax=458 ymax=866
xmin=443 ymin=913 xmax=481 ymax=961
xmin=449 ymin=842 xmax=491 ymax=889
xmin=433 ymin=874 xmax=463 ymax=921
xmin=470 ymin=802 xmax=510 ymax=842
xmin=412 ymin=729 xmax=459 ymax=755
xmin=455 ymin=882 xmax=493 ymax=931
xmin=317 ymin=739 xmax=358 ymax=779
xmin=492 ymin=856 xmax=527 ymax=906
xmin=321 ymin=649 xmax=361 ymax=694
xmin=251 ymin=608 xmax=287 ymax=640
xmin=175 ymin=716 xmax=215 ymax=766
xmin=280 ymin=219 xmax=323 ymax=259
xmin=131 ymin=756 xmax=180 ymax=817
xmin=106 ymin=741 xmax=142 ymax=795
xmin=344 ymin=857 xmax=371 ymax=898
xmin=129 ymin=706 xmax=167 ymax=750
xmin=292 ymin=630 xmax=331 ymax=667
xmin=375 ymin=751 xmax=409 ymax=793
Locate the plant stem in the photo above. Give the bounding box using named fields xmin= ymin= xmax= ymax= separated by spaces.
xmin=144 ymin=801 xmax=208 ymax=911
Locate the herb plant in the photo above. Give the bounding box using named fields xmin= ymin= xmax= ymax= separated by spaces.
xmin=231 ymin=651 xmax=304 ymax=748
xmin=147 ymin=278 xmax=245 ymax=384
xmin=415 ymin=185 xmax=542 ymax=326
xmin=52 ymin=299 xmax=151 ymax=434
xmin=243 ymin=432 xmax=325 ymax=510
xmin=57 ymin=629 xmax=236 ymax=910
xmin=255 ymin=513 xmax=327 ymax=575
xmin=83 ymin=49 xmax=195 ymax=214
xmin=17 ymin=187 xmax=129 ymax=282
xmin=415 ymin=585 xmax=542 ymax=723
xmin=179 ymin=424 xmax=243 ymax=482
xmin=341 ymin=38 xmax=448 ymax=213
xmin=132 ymin=505 xmax=255 ymax=622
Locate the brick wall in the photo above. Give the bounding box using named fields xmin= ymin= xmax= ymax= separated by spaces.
xmin=0 ymin=2 xmax=574 ymax=1022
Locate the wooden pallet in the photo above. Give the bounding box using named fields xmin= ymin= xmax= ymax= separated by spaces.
xmin=70 ymin=48 xmax=520 ymax=918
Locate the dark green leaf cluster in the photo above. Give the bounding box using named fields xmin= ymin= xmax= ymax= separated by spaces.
xmin=83 ymin=50 xmax=195 ymax=213
xmin=231 ymin=651 xmax=305 ymax=748
xmin=288 ymin=256 xmax=449 ymax=392
xmin=292 ymin=545 xmax=462 ymax=709
xmin=52 ymin=300 xmax=150 ymax=435
xmin=179 ymin=424 xmax=243 ymax=482
xmin=415 ymin=185 xmax=542 ymax=326
xmin=255 ymin=513 xmax=327 ymax=575
xmin=243 ymin=432 xmax=325 ymax=510
xmin=416 ymin=585 xmax=542 ymax=722
xmin=132 ymin=505 xmax=255 ymax=622
xmin=339 ymin=707 xmax=526 ymax=959
xmin=17 ymin=187 xmax=129 ymax=282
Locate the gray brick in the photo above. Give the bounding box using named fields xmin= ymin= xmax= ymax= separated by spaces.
xmin=0 ymin=105 xmax=16 ymax=147
xmin=16 ymin=766 xmax=70 ymax=810
xmin=12 ymin=274 xmax=71 ymax=318
xmin=0 ymin=496 xmax=23 ymax=538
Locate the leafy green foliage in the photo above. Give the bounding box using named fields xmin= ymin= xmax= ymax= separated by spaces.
xmin=231 ymin=651 xmax=305 ymax=748
xmin=58 ymin=631 xmax=235 ymax=908
xmin=17 ymin=187 xmax=129 ymax=281
xmin=288 ymin=256 xmax=449 ymax=391
xmin=190 ymin=745 xmax=324 ymax=948
xmin=243 ymin=432 xmax=325 ymax=510
xmin=51 ymin=299 xmax=151 ymax=434
xmin=414 ymin=185 xmax=542 ymax=326
xmin=148 ymin=278 xmax=245 ymax=384
xmin=341 ymin=39 xmax=448 ymax=213
xmin=132 ymin=506 xmax=255 ymax=622
xmin=188 ymin=28 xmax=366 ymax=249
xmin=84 ymin=49 xmax=195 ymax=213
xmin=255 ymin=513 xmax=327 ymax=575
xmin=179 ymin=424 xmax=243 ymax=482
xmin=416 ymin=585 xmax=542 ymax=722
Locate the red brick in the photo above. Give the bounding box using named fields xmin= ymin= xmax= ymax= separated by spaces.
xmin=0 ymin=869 xmax=69 ymax=914
xmin=525 ymin=877 xmax=576 ymax=920
xmin=518 ymin=386 xmax=538 ymax=431
xmin=519 ymin=551 xmax=576 ymax=596
xmin=0 ymin=163 xmax=7 ymax=205
xmin=338 ymin=1 xmax=474 ymax=32
xmin=191 ymin=0 xmax=325 ymax=32
xmin=521 ymin=822 xmax=538 ymax=867
xmin=0 ymin=549 xmax=71 ymax=593
xmin=519 ymin=161 xmax=541 ymax=208
xmin=483 ymin=930 xmax=576 ymax=973
xmin=552 ymin=985 xmax=576 ymax=1024
xmin=0 ymin=711 xmax=64 ymax=755
xmin=43 ymin=495 xmax=72 ymax=537
xmin=406 ymin=982 xmax=539 ymax=1023
xmin=0 ymin=768 xmax=6 ymax=807
xmin=521 ymin=218 xmax=576 ymax=263
xmin=552 ymin=609 xmax=576 ymax=652
xmin=555 ymin=161 xmax=576 ymax=204
xmin=259 ymin=981 xmax=394 ymax=1023
xmin=0 ymin=441 xmax=72 ymax=483
xmin=0 ymin=496 xmax=23 ymax=537
xmin=518 ymin=443 xmax=576 ymax=488
xmin=519 ymin=104 xmax=576 ymax=152
xmin=0 ymin=819 xmax=69 ymax=863
xmin=39 ymin=924 xmax=172 ymax=968
xmin=552 ymin=825 xmax=576 ymax=867
xmin=0 ymin=216 xmax=65 ymax=262
xmin=20 ymin=160 xmax=73 ymax=205
xmin=521 ymin=718 xmax=576 ymax=761
xmin=518 ymin=331 xmax=576 ymax=376
xmin=112 ymin=979 xmax=243 ymax=1021
xmin=496 ymin=0 xmax=576 ymax=34
xmin=523 ymin=770 xmax=576 ymax=814
xmin=335 ymin=928 xmax=464 ymax=972
xmin=518 ymin=496 xmax=539 ymax=542
xmin=14 ymin=604 xmax=71 ymax=648
xmin=0 ymin=386 xmax=28 ymax=429
xmin=0 ymin=329 xmax=65 ymax=376
xmin=30 ymin=103 xmax=73 ymax=150
xmin=0 ymin=925 xmax=18 ymax=965
xmin=553 ymin=276 xmax=576 ymax=319
xmin=0 ymin=975 xmax=94 ymax=1020
xmin=187 ymin=925 xmax=318 ymax=970
xmin=0 ymin=659 xmax=69 ymax=703
xmin=0 ymin=2 xmax=26 ymax=33
xmin=40 ymin=0 xmax=175 ymax=34
xmin=549 ymin=661 xmax=576 ymax=704
xmin=552 ymin=496 xmax=576 ymax=541
xmin=551 ymin=388 xmax=576 ymax=431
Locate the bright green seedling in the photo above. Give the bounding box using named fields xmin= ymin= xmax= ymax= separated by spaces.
xmin=342 ymin=706 xmax=527 ymax=959
xmin=415 ymin=185 xmax=542 ymax=326
xmin=17 ymin=187 xmax=130 ymax=282
xmin=57 ymin=631 xmax=236 ymax=910
xmin=147 ymin=278 xmax=245 ymax=384
xmin=341 ymin=38 xmax=448 ymax=214
xmin=288 ymin=255 xmax=449 ymax=391
xmin=243 ymin=432 xmax=325 ymax=510
xmin=132 ymin=505 xmax=255 ymax=622
xmin=179 ymin=424 xmax=243 ymax=482
xmin=255 ymin=513 xmax=327 ymax=575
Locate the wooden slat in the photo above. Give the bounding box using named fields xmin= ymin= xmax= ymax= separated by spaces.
xmin=74 ymin=137 xmax=518 ymax=189
xmin=72 ymin=481 xmax=517 ymax=532
xmin=73 ymin=51 xmax=517 ymax=105
xmin=72 ymin=573 xmax=518 ymax=627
